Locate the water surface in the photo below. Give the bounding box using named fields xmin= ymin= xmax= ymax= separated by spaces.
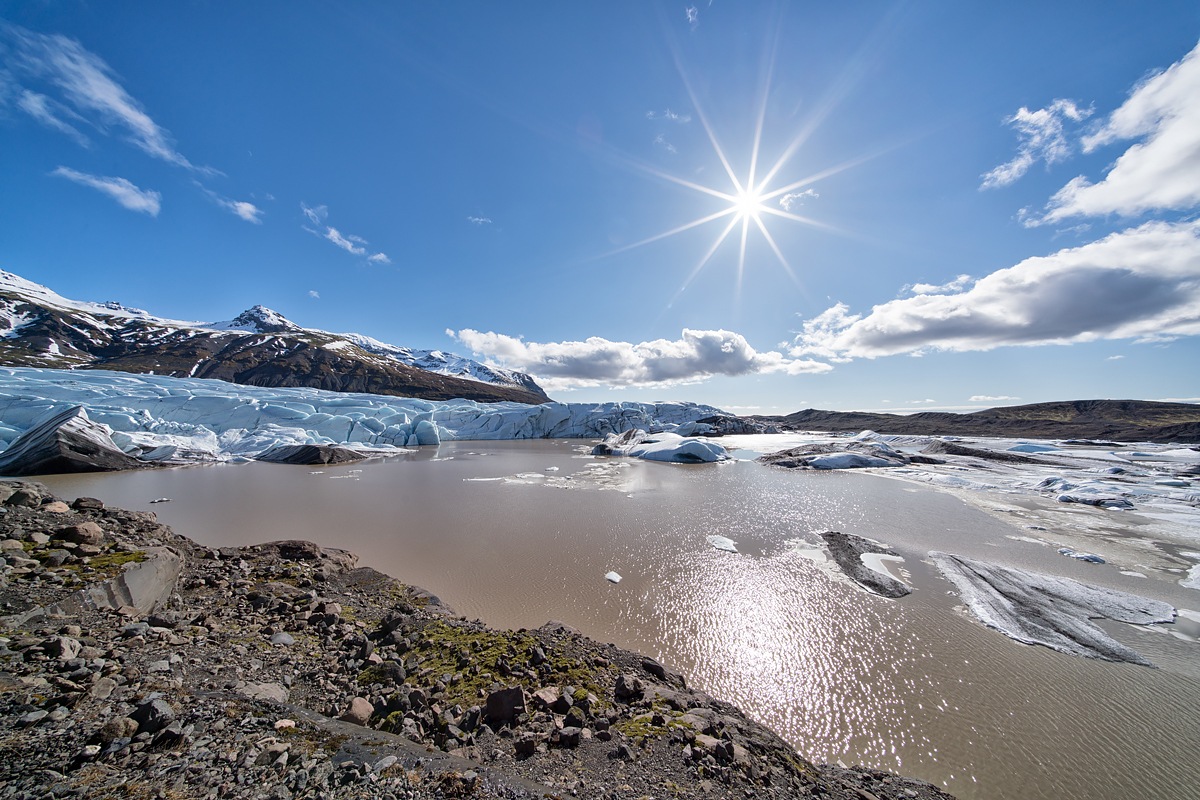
xmin=39 ymin=440 xmax=1200 ymax=800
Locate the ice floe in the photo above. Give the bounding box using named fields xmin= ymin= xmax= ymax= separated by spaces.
xmin=707 ymin=535 xmax=738 ymax=553
xmin=931 ymin=552 xmax=1176 ymax=666
xmin=605 ymin=571 xmax=622 ymax=584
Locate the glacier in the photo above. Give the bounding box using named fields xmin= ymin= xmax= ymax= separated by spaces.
xmin=0 ymin=368 xmax=729 ymax=465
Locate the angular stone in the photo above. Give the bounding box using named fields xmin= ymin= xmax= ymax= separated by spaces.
xmin=485 ymin=686 xmax=526 ymax=724
xmin=531 ymin=686 xmax=559 ymax=710
xmin=57 ymin=522 xmax=104 ymax=546
xmin=130 ymin=698 xmax=175 ymax=734
xmin=558 ymin=726 xmax=582 ymax=748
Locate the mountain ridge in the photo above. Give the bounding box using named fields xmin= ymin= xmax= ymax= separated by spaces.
xmin=0 ymin=270 xmax=549 ymax=405
xmin=749 ymin=399 xmax=1200 ymax=443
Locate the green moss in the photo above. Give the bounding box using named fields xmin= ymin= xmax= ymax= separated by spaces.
xmin=60 ymin=550 xmax=147 ymax=582
xmin=357 ymin=665 xmax=386 ymax=686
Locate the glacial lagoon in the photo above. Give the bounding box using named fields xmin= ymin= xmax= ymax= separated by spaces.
xmin=38 ymin=439 xmax=1200 ymax=800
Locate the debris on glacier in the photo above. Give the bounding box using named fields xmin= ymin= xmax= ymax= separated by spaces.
xmin=1057 ymin=548 xmax=1105 ymax=564
xmin=930 ymin=552 xmax=1176 ymax=666
xmin=820 ymin=532 xmax=911 ymax=598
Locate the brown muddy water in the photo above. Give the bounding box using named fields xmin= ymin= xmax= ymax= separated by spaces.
xmin=38 ymin=440 xmax=1200 ymax=800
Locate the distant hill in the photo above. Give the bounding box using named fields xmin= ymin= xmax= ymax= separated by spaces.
xmin=0 ymin=270 xmax=549 ymax=405
xmin=749 ymin=399 xmax=1200 ymax=444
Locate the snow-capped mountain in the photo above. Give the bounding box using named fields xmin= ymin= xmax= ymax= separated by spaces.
xmin=0 ymin=270 xmax=549 ymax=404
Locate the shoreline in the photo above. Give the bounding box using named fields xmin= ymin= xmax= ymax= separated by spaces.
xmin=0 ymin=479 xmax=958 ymax=800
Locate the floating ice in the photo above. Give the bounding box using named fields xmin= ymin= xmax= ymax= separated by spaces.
xmin=707 ymin=535 xmax=738 ymax=553
xmin=148 ymin=498 xmax=171 ymax=504
xmin=1057 ymin=547 xmax=1105 ymax=564
xmin=605 ymin=571 xmax=622 ymax=583
xmin=931 ymin=552 xmax=1175 ymax=666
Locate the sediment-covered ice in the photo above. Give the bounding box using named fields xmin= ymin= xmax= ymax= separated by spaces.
xmin=0 ymin=368 xmax=728 ymax=465
xmin=930 ymin=552 xmax=1176 ymax=666
xmin=591 ymin=428 xmax=729 ymax=463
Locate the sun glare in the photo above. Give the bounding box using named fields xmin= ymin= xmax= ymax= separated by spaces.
xmin=591 ymin=23 xmax=875 ymax=312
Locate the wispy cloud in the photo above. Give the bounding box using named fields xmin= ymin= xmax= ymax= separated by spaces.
xmin=1 ymin=23 xmax=213 ymax=173
xmin=197 ymin=184 xmax=262 ymax=223
xmin=646 ymin=108 xmax=691 ymax=123
xmin=51 ymin=166 xmax=160 ymax=215
xmin=909 ymin=399 xmax=936 ymax=404
xmin=467 ymin=216 xmax=492 ymax=225
xmin=1106 ymin=355 xmax=1124 ymax=360
xmin=300 ymin=203 xmax=389 ymax=263
xmin=904 ymin=274 xmax=972 ymax=295
xmin=686 ymin=6 xmax=699 ymax=28
xmin=1028 ymin=38 xmax=1200 ymax=224
xmin=779 ymin=189 xmax=817 ymax=211
xmin=16 ymin=89 xmax=89 ymax=147
xmin=981 ymin=100 xmax=1091 ymax=190
xmin=790 ymin=220 xmax=1200 ymax=360
xmin=969 ymin=395 xmax=1019 ymax=402
xmin=450 ymin=328 xmax=832 ymax=391
xmin=308 ymin=290 xmax=320 ymax=299
xmin=653 ymin=133 xmax=678 ymax=154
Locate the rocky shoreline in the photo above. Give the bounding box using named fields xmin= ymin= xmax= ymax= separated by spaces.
xmin=0 ymin=480 xmax=957 ymax=800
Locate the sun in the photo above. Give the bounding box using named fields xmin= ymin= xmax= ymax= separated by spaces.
xmin=592 ymin=28 xmax=872 ymax=309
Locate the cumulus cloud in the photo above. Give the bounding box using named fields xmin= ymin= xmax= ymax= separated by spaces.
xmin=969 ymin=395 xmax=1019 ymax=402
xmin=779 ymin=189 xmax=818 ymax=211
xmin=2 ymin=23 xmax=210 ymax=172
xmin=449 ymin=328 xmax=832 ymax=390
xmin=981 ymin=100 xmax=1091 ymax=189
xmin=1030 ymin=39 xmax=1200 ymax=224
xmin=790 ymin=220 xmax=1200 ymax=360
xmin=301 ymin=203 xmax=388 ymax=262
xmin=905 ymin=274 xmax=972 ymax=295
xmin=51 ymin=166 xmax=160 ymax=215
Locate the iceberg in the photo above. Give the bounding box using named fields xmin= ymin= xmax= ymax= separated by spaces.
xmin=591 ymin=429 xmax=729 ymax=463
xmin=707 ymin=535 xmax=738 ymax=553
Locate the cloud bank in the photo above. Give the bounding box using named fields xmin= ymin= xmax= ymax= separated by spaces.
xmin=450 ymin=328 xmax=831 ymax=390
xmin=791 ymin=220 xmax=1200 ymax=360
xmin=51 ymin=166 xmax=161 ymax=215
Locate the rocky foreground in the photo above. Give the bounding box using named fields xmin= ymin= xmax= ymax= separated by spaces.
xmin=0 ymin=481 xmax=957 ymax=800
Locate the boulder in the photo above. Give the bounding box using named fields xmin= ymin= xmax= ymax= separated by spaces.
xmin=57 ymin=522 xmax=105 ymax=546
xmin=485 ymin=686 xmax=527 ymax=724
xmin=255 ymin=444 xmax=367 ymax=465
xmin=338 ymin=697 xmax=374 ymax=726
xmin=0 ymin=406 xmax=152 ymax=476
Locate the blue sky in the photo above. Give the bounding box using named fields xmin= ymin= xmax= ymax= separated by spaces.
xmin=3 ymin=1 xmax=1199 ymax=413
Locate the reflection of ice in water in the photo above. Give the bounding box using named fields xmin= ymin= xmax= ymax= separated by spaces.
xmin=707 ymin=535 xmax=738 ymax=553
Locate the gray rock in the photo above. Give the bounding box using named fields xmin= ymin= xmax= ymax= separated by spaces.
xmin=130 ymin=698 xmax=175 ymax=734
xmin=269 ymin=632 xmax=296 ymax=646
xmin=558 ymin=726 xmax=582 ymax=748
xmin=42 ymin=549 xmax=71 ymax=567
xmin=57 ymin=522 xmax=105 ymax=546
xmin=41 ymin=635 xmax=81 ymax=661
xmin=239 ymin=682 xmax=290 ymax=703
xmin=485 ymin=686 xmax=527 ymax=724
xmin=18 ymin=710 xmax=48 ymax=726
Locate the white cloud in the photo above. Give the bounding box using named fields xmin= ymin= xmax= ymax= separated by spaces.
xmin=2 ymin=24 xmax=208 ymax=171
xmin=301 ymin=203 xmax=388 ymax=262
xmin=1106 ymin=355 xmax=1124 ymax=360
xmin=686 ymin=6 xmax=699 ymax=27
xmin=905 ymin=274 xmax=972 ymax=295
xmin=653 ymin=133 xmax=678 ymax=154
xmin=301 ymin=203 xmax=327 ymax=225
xmin=790 ymin=220 xmax=1200 ymax=359
xmin=324 ymin=227 xmax=365 ymax=256
xmin=450 ymin=328 xmax=832 ymax=390
xmin=51 ymin=166 xmax=160 ymax=215
xmin=308 ymin=290 xmax=320 ymax=299
xmin=1032 ymin=39 xmax=1200 ymax=223
xmin=467 ymin=216 xmax=492 ymax=225
xmin=646 ymin=109 xmax=691 ymax=123
xmin=779 ymin=189 xmax=818 ymax=211
xmin=909 ymin=399 xmax=936 ymax=404
xmin=16 ymin=89 xmax=89 ymax=146
xmin=198 ymin=184 xmax=262 ymax=223
xmin=969 ymin=395 xmax=1019 ymax=402
xmin=981 ymin=100 xmax=1091 ymax=189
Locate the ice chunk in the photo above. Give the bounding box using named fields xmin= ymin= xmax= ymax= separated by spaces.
xmin=707 ymin=535 xmax=738 ymax=552
xmin=1057 ymin=548 xmax=1105 ymax=564
xmin=605 ymin=571 xmax=622 ymax=583
xmin=931 ymin=552 xmax=1175 ymax=666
